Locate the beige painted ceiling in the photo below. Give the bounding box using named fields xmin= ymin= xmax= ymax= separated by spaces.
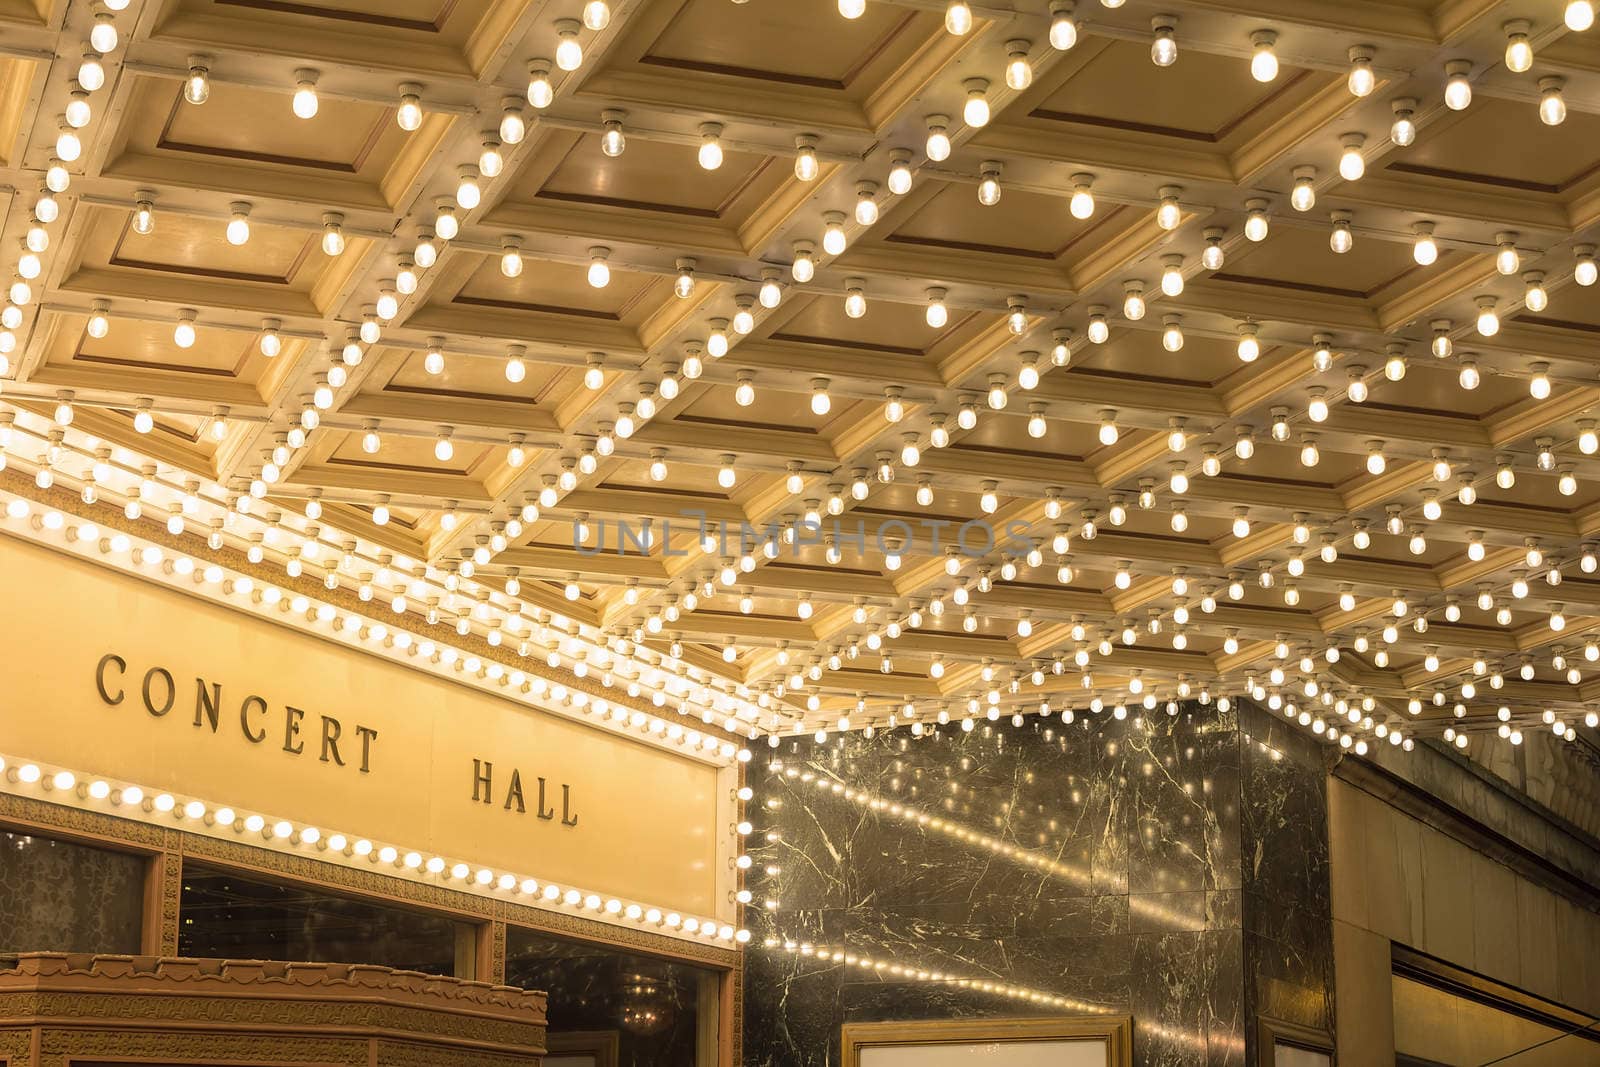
xmin=5 ymin=0 xmax=1600 ymax=750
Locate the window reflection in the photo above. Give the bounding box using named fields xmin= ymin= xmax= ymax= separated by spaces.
xmin=505 ymin=926 xmax=718 ymax=1066
xmin=0 ymin=830 xmax=144 ymax=955
xmin=179 ymin=862 xmax=473 ymax=977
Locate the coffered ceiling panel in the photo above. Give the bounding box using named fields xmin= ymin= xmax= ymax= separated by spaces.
xmin=1032 ymin=39 xmax=1297 ymax=141
xmin=524 ymin=131 xmax=779 ymax=218
xmin=1385 ymin=97 xmax=1600 ymax=192
xmin=888 ymin=182 xmax=1115 ymax=260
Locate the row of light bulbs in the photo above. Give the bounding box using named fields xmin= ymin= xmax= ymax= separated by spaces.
xmin=0 ymin=416 xmax=784 ymax=740
xmin=0 ymin=749 xmax=745 ymax=944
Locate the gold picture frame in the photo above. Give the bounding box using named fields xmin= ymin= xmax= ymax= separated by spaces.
xmin=841 ymin=1015 xmax=1134 ymax=1067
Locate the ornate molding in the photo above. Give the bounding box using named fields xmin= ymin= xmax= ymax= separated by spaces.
xmin=0 ymin=954 xmax=548 ymax=1066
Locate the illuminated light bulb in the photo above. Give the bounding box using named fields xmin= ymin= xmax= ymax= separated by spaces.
xmin=791 ymin=241 xmax=816 ymax=282
xmin=424 ymin=340 xmax=445 ymax=375
xmin=1539 ymin=76 xmax=1567 ymax=126
xmin=1384 ymin=346 xmax=1406 ymax=381
xmin=1494 ymin=232 xmax=1520 ymax=275
xmin=89 ymin=13 xmax=117 ymax=53
xmin=1162 ymin=315 xmax=1184 ymax=352
xmin=1307 ymin=389 xmax=1329 ymax=422
xmin=1069 ymin=173 xmax=1095 ymax=219
xmin=1575 ymin=245 xmax=1597 ymax=286
xmin=1202 ymin=227 xmax=1225 ymax=269
xmin=1050 ymin=1 xmax=1078 ymax=48
xmin=1504 ymin=20 xmax=1533 ymax=72
xmin=1097 ymin=409 xmax=1119 ymax=446
xmin=925 ymin=114 xmax=952 ymax=162
xmin=1236 ymin=322 xmax=1260 ymax=362
xmin=735 ymin=374 xmax=755 ymax=406
xmin=1347 ymin=45 xmax=1375 ymax=96
xmin=1244 ymin=199 xmax=1269 ymax=241
xmin=840 ymin=0 xmax=866 ymax=16
xmin=78 ymin=53 xmax=105 ymax=92
xmin=455 ymin=166 xmax=480 ymax=210
xmin=790 ymin=135 xmax=820 ymax=184
xmin=64 ymin=89 xmax=91 ymax=129
xmin=499 ymin=101 xmax=526 ymax=144
xmin=844 ymin=281 xmax=867 ymax=319
xmin=810 ymin=378 xmax=831 ymax=415
xmin=600 ymin=109 xmax=626 ymax=156
xmin=1475 ymin=298 xmax=1500 ymax=337
xmin=413 ymin=231 xmax=437 ymax=267
xmin=855 ymin=180 xmax=880 ymax=224
xmin=1300 ymin=437 xmax=1320 ymax=467
xmin=587 ymin=246 xmax=610 ymax=288
xmin=580 ymin=0 xmax=610 ymax=28
xmin=374 ymin=285 xmax=400 ymax=322
xmin=34 ymin=192 xmax=58 ymax=224
xmin=1346 ymin=367 xmax=1369 ymax=402
xmin=1366 ymin=441 xmax=1386 ymax=475
xmin=923 ymin=287 xmax=949 ymax=329
xmin=1524 ymin=272 xmax=1548 ymax=313
xmin=478 ymin=139 xmax=503 ymax=177
xmin=1290 ymin=166 xmax=1316 ymax=211
xmin=395 ymin=83 xmax=423 ymax=131
xmin=87 ymin=302 xmax=109 ymax=339
xmin=962 ymin=78 xmax=990 ymax=126
xmin=1249 ymin=29 xmax=1279 ymax=82
xmin=1321 ymin=210 xmax=1352 ymax=256
xmin=55 ymin=127 xmax=81 ymax=161
xmin=1443 ymin=60 xmax=1472 ymax=110
xmin=1338 ymin=134 xmax=1365 ymax=180
xmin=555 ymin=19 xmax=584 ymax=70
xmin=1412 ymin=221 xmax=1438 ymax=265
xmin=1086 ymin=309 xmax=1109 ymax=344
xmin=1390 ymin=96 xmax=1417 ymax=146
xmin=173 ymin=309 xmax=197 ymax=348
xmin=499 ymin=237 xmax=523 ymax=278
xmin=505 ymin=349 xmax=526 ymax=383
xmin=1528 ymin=362 xmax=1551 ymax=399
xmin=1151 ymin=16 xmax=1177 ymax=66
xmin=1569 ymin=0 xmax=1597 ymax=29
xmin=526 ymin=63 xmax=553 ymax=108
xmin=133 ymin=402 xmax=154 ymax=434
xmin=1158 ymin=254 xmax=1186 ymax=297
xmin=1155 ymin=186 xmax=1183 ymax=230
xmin=1122 ymin=282 xmax=1145 ymax=321
xmin=1581 ymin=422 xmax=1599 ymax=455
xmin=945 ymin=1 xmax=973 ymax=35
xmin=885 ymin=150 xmax=914 ymax=196
xmin=978 ymin=163 xmax=1002 ymax=206
xmin=1458 ymin=359 xmax=1479 ymax=390
xmin=292 ymin=69 xmax=320 ymax=119
xmin=697 ymin=122 xmax=724 ymax=170
xmin=820 ymin=213 xmax=849 ymax=257
xmin=1005 ymin=41 xmax=1033 ymax=90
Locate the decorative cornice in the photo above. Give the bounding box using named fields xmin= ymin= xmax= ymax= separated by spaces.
xmin=0 ymin=953 xmax=549 ymax=1021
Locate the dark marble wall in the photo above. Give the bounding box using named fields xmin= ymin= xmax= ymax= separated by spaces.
xmin=740 ymin=701 xmax=1333 ymax=1067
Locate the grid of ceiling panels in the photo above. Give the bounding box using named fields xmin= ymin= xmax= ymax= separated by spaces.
xmin=4 ymin=0 xmax=1600 ymax=754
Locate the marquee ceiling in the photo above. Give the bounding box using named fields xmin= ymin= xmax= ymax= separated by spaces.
xmin=5 ymin=0 xmax=1600 ymax=753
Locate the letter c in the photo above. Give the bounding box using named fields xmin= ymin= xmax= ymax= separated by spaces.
xmin=95 ymin=654 xmax=126 ymax=705
xmin=240 ymin=696 xmax=268 ymax=744
xmin=141 ymin=667 xmax=176 ymax=718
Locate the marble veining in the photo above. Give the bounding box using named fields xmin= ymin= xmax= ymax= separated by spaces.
xmin=742 ymin=703 xmax=1334 ymax=1067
